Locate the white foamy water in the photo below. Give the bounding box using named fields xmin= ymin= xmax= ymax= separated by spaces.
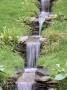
xmin=39 ymin=11 xmax=50 ymax=34
xmin=39 ymin=0 xmax=50 ymax=35
xmin=17 ymin=82 xmax=33 ymax=90
xmin=24 ymin=68 xmax=37 ymax=73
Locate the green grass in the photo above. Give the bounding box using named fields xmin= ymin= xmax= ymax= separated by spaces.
xmin=38 ymin=43 xmax=67 ymax=77
xmin=53 ymin=0 xmax=67 ymax=17
xmin=42 ymin=20 xmax=67 ymax=34
xmin=42 ymin=0 xmax=67 ymax=34
xmin=40 ymin=0 xmax=67 ymax=78
xmin=0 ymin=0 xmax=38 ymax=77
xmin=0 ymin=0 xmax=38 ymax=34
xmin=0 ymin=45 xmax=24 ymax=77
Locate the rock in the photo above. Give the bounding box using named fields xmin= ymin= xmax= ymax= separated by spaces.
xmin=30 ymin=17 xmax=39 ymax=22
xmin=46 ymin=80 xmax=58 ymax=88
xmin=16 ymin=69 xmax=23 ymax=79
xmin=16 ymin=68 xmax=57 ymax=90
xmin=35 ymin=67 xmax=50 ymax=82
xmin=33 ymin=82 xmax=48 ymax=90
xmin=18 ymin=36 xmax=47 ymax=43
xmin=19 ymin=36 xmax=28 ymax=43
xmin=36 ymin=67 xmax=50 ymax=76
xmin=46 ymin=14 xmax=57 ymax=20
xmin=35 ymin=75 xmax=50 ymax=82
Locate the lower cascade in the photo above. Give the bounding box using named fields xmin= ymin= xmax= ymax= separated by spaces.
xmin=17 ymin=82 xmax=33 ymax=90
xmin=16 ymin=68 xmax=37 ymax=90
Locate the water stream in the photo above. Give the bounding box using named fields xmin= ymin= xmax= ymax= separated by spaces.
xmin=41 ymin=0 xmax=50 ymax=11
xmin=17 ymin=68 xmax=37 ymax=90
xmin=39 ymin=11 xmax=50 ymax=34
xmin=17 ymin=82 xmax=33 ymax=90
xmin=39 ymin=0 xmax=50 ymax=35
xmin=26 ymin=40 xmax=40 ymax=68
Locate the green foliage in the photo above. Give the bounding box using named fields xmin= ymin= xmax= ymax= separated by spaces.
xmin=38 ymin=43 xmax=67 ymax=76
xmin=0 ymin=46 xmax=24 ymax=77
xmin=57 ymin=78 xmax=67 ymax=90
xmin=0 ymin=0 xmax=38 ymax=32
xmin=39 ymin=0 xmax=67 ymax=89
xmin=0 ymin=0 xmax=39 ymax=46
xmin=0 ymin=70 xmax=11 ymax=89
xmin=0 ymin=71 xmax=16 ymax=90
xmin=0 ymin=0 xmax=38 ymax=88
xmin=53 ymin=0 xmax=67 ymax=17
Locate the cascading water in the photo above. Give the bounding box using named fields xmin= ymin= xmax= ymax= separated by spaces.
xmin=17 ymin=82 xmax=33 ymax=90
xmin=39 ymin=0 xmax=50 ymax=35
xmin=17 ymin=0 xmax=51 ymax=90
xmin=17 ymin=38 xmax=40 ymax=90
xmin=39 ymin=11 xmax=49 ymax=34
xmin=26 ymin=40 xmax=40 ymax=67
xmin=17 ymin=68 xmax=37 ymax=90
xmin=41 ymin=0 xmax=50 ymax=11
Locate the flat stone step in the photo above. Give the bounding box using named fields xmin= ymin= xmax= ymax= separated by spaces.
xmin=35 ymin=75 xmax=50 ymax=82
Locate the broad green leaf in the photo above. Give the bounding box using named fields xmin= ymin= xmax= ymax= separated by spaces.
xmin=55 ymin=74 xmax=65 ymax=80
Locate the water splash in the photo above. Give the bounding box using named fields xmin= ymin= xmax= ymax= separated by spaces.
xmin=39 ymin=11 xmax=49 ymax=34
xmin=17 ymin=82 xmax=33 ymax=90
xmin=24 ymin=68 xmax=37 ymax=73
xmin=26 ymin=40 xmax=40 ymax=67
xmin=17 ymin=68 xmax=37 ymax=90
xmin=38 ymin=0 xmax=50 ymax=35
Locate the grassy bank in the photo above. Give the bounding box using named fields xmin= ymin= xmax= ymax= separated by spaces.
xmin=0 ymin=0 xmax=38 ymax=77
xmin=37 ymin=0 xmax=67 ymax=89
xmin=38 ymin=0 xmax=67 ymax=76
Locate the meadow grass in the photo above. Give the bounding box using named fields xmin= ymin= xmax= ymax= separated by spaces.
xmin=38 ymin=43 xmax=67 ymax=76
xmin=0 ymin=45 xmax=24 ymax=76
xmin=40 ymin=0 xmax=67 ymax=78
xmin=0 ymin=0 xmax=38 ymax=77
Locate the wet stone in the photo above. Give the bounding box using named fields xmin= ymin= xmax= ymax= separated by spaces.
xmin=35 ymin=75 xmax=50 ymax=82
xmin=33 ymin=82 xmax=48 ymax=90
xmin=36 ymin=67 xmax=50 ymax=76
xmin=16 ymin=68 xmax=56 ymax=90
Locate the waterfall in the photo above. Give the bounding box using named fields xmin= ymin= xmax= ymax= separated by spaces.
xmin=17 ymin=82 xmax=33 ymax=90
xmin=39 ymin=0 xmax=50 ymax=35
xmin=39 ymin=11 xmax=49 ymax=35
xmin=17 ymin=0 xmax=51 ymax=90
xmin=26 ymin=40 xmax=40 ymax=67
xmin=41 ymin=0 xmax=50 ymax=11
